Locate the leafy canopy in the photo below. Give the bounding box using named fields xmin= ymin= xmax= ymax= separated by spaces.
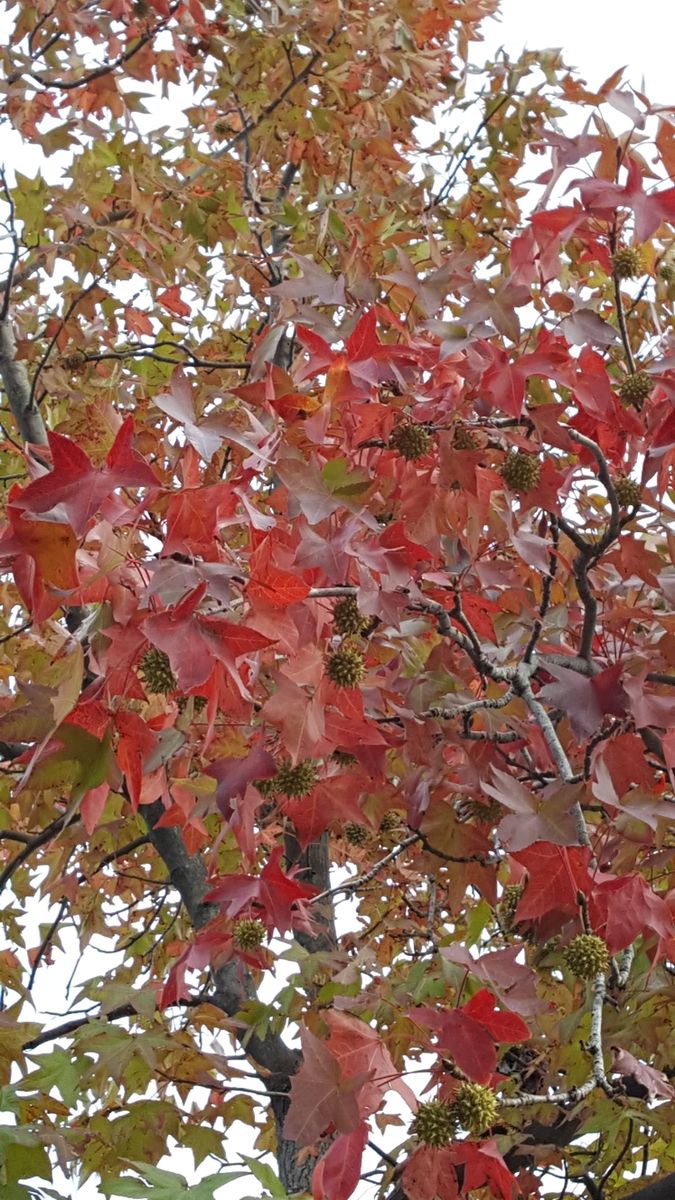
xmin=0 ymin=2 xmax=674 ymax=1200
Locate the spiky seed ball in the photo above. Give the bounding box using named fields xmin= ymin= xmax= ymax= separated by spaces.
xmin=619 ymin=372 xmax=653 ymax=407
xmin=612 ymin=246 xmax=644 ymax=279
xmin=60 ymin=349 xmax=88 ymax=370
xmin=333 ymin=596 xmax=367 ymax=637
xmin=389 ymin=420 xmax=432 ymax=461
xmin=253 ymin=776 xmax=279 ymax=798
xmin=564 ymin=933 xmax=610 ymax=980
xmin=344 ymin=822 xmax=370 ymax=846
xmin=612 ymin=474 xmax=642 ymax=508
xmin=379 ymin=809 xmax=401 ymax=833
xmin=659 ymin=262 xmax=674 ymax=282
xmin=453 ymin=424 xmax=477 ymax=450
xmin=325 ymin=645 xmax=365 ymax=688
xmin=138 ymin=647 xmax=177 ymax=694
xmin=498 ymin=884 xmax=525 ymax=934
xmin=462 ymin=797 xmax=504 ymax=824
xmin=451 ymin=1082 xmax=497 ymax=1134
xmin=411 ymin=1100 xmax=456 ymax=1147
xmin=233 ymin=917 xmax=266 ymax=950
xmin=500 ymin=452 xmax=541 ymax=493
xmin=275 ymin=758 xmax=317 ymax=798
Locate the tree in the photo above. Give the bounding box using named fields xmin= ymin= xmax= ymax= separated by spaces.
xmin=0 ymin=1 xmax=674 ymax=1197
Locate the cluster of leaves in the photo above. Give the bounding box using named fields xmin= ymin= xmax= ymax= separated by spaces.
xmin=0 ymin=2 xmax=675 ymax=1200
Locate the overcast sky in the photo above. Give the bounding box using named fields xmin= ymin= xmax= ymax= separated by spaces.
xmin=488 ymin=0 xmax=671 ymax=98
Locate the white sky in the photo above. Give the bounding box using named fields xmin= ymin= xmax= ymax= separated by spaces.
xmin=4 ymin=1 xmax=673 ymax=1198
xmin=486 ymin=0 xmax=672 ymax=99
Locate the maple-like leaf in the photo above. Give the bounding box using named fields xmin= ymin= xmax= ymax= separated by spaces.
xmin=13 ymin=417 xmax=158 ymax=536
xmin=0 ymin=496 xmax=79 ymax=620
xmin=440 ymin=946 xmax=546 ymax=1019
xmin=402 ymin=1146 xmax=459 ymax=1200
xmin=311 ymin=1123 xmax=367 ymax=1200
xmin=610 ymin=1048 xmax=675 ymax=1101
xmin=538 ymin=663 xmax=628 ymax=739
xmin=510 ymin=843 xmax=594 ymax=922
xmin=155 ymin=368 xmax=228 ymax=463
xmin=142 ymin=581 xmax=272 ymax=691
xmin=322 ymin=1011 xmax=417 ymax=1115
xmin=461 ymin=989 xmax=530 ymax=1045
xmin=284 ymin=1026 xmax=365 ymax=1146
xmin=589 ymin=874 xmax=673 ymax=954
xmin=407 ymin=1006 xmax=497 ymax=1083
xmin=572 ymin=157 xmax=675 ymax=242
xmin=204 ymin=846 xmax=318 ymax=936
xmin=262 ymin=672 xmax=326 ymax=763
xmin=483 ymin=767 xmax=583 ymax=850
xmin=453 ymin=1139 xmax=520 ymax=1200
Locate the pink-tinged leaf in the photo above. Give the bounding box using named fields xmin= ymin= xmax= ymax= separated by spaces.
xmin=622 ymin=669 xmax=675 ymax=730
xmin=561 ymin=307 xmax=620 ymax=348
xmin=155 ymin=367 xmax=225 ymax=462
xmin=284 ymin=1026 xmax=364 ymax=1146
xmin=461 ymin=989 xmax=530 ymax=1044
xmin=407 ymin=1007 xmax=496 ymax=1083
xmin=262 ymin=673 xmax=326 ymax=763
xmin=311 ymin=1124 xmax=367 ymax=1200
xmin=323 ymin=1010 xmax=417 ymax=1114
xmin=80 ymin=781 xmax=109 ymax=835
xmin=272 ymin=255 xmax=346 ymax=307
xmin=205 ymin=847 xmax=318 ymax=936
xmin=589 ymin=874 xmax=673 ymax=954
xmin=402 ymin=1146 xmax=459 ymax=1200
xmin=453 ymin=1139 xmax=521 ymax=1200
xmin=13 ymin=417 xmax=158 ymax=535
xmin=538 ymin=663 xmax=628 ymax=739
xmin=484 ymin=767 xmax=582 ymax=850
xmin=441 ymin=945 xmax=546 ymax=1018
xmin=206 ymin=744 xmax=276 ymax=817
xmin=511 ymin=843 xmax=594 ymax=921
xmin=610 ymin=1048 xmax=675 ymax=1100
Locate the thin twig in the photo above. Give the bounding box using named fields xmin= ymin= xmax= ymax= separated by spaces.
xmin=311 ymin=833 xmax=420 ymax=903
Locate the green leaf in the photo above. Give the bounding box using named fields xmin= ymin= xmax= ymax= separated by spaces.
xmin=23 ymin=1046 xmax=82 ymax=1108
xmin=241 ymin=1156 xmax=286 ymax=1199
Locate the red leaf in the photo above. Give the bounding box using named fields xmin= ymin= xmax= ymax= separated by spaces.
xmin=284 ymin=1026 xmax=364 ymax=1146
xmin=248 ymin=562 xmax=310 ymax=609
xmin=511 ymin=843 xmax=594 ymax=921
xmin=157 ymin=285 xmax=191 ymax=318
xmin=453 ymin=1139 xmax=521 ymax=1200
xmin=402 ymin=1146 xmax=459 ymax=1200
xmin=441 ymin=946 xmax=546 ymax=1018
xmin=589 ymin=874 xmax=673 ymax=954
xmin=80 ymin=781 xmax=110 ymax=836
xmin=205 ymin=846 xmax=318 ymax=936
xmin=408 ymin=1007 xmax=496 ymax=1084
xmin=462 ymin=989 xmax=531 ymax=1044
xmin=311 ymin=1124 xmax=367 ymax=1200
xmin=13 ymin=417 xmax=158 ymax=536
xmin=114 ymin=710 xmax=157 ymax=810
xmin=0 ymin=498 xmax=79 ymax=620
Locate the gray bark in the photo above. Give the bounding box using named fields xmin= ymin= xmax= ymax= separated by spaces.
xmin=0 ymin=319 xmax=46 ymax=445
xmin=144 ymin=800 xmax=325 ymax=1193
